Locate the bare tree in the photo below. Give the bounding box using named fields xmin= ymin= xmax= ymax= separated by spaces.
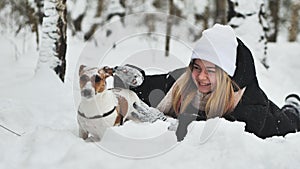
xmin=34 ymin=0 xmax=45 ymax=24
xmin=84 ymin=0 xmax=126 ymax=41
xmin=3 ymin=0 xmax=41 ymax=47
xmin=165 ymin=0 xmax=174 ymax=57
xmin=267 ymin=0 xmax=280 ymax=42
xmin=84 ymin=0 xmax=105 ymax=41
xmin=215 ymin=0 xmax=227 ymax=24
xmin=289 ymin=1 xmax=300 ymax=42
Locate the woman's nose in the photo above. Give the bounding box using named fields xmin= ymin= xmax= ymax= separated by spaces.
xmin=198 ymin=70 xmax=209 ymax=80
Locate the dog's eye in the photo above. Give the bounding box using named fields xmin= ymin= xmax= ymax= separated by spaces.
xmin=95 ymin=75 xmax=101 ymax=83
xmin=80 ymin=75 xmax=89 ymax=82
xmin=103 ymin=66 xmax=110 ymax=71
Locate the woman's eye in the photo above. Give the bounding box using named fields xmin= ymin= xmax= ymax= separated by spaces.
xmin=193 ymin=65 xmax=201 ymax=72
xmin=95 ymin=75 xmax=101 ymax=83
xmin=207 ymin=69 xmax=214 ymax=73
xmin=207 ymin=68 xmax=216 ymax=73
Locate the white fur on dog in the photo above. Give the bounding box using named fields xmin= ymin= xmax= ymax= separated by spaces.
xmin=78 ymin=88 xmax=143 ymax=141
xmin=78 ymin=90 xmax=117 ymax=117
xmin=78 ymin=90 xmax=119 ymax=140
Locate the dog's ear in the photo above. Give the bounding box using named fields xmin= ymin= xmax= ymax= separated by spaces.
xmin=79 ymin=65 xmax=86 ymax=75
xmin=100 ymin=66 xmax=114 ymax=78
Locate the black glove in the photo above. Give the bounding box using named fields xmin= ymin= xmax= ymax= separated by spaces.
xmin=176 ymin=113 xmax=198 ymax=141
xmin=113 ymin=65 xmax=145 ymax=88
xmin=175 ymin=102 xmax=200 ymax=141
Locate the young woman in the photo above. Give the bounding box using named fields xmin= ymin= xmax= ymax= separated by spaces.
xmin=156 ymin=24 xmax=300 ymax=141
xmin=115 ymin=24 xmax=300 ymax=141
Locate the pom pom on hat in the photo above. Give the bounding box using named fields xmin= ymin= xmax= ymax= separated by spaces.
xmin=191 ymin=24 xmax=238 ymax=76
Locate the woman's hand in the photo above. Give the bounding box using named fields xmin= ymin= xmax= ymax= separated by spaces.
xmin=132 ymin=101 xmax=167 ymax=123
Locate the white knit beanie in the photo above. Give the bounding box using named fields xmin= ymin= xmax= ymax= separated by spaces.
xmin=191 ymin=24 xmax=238 ymax=76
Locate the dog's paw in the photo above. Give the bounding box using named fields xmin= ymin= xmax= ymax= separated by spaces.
xmin=85 ymin=136 xmax=100 ymax=142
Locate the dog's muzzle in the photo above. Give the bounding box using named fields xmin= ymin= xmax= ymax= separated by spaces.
xmin=81 ymin=89 xmax=93 ymax=98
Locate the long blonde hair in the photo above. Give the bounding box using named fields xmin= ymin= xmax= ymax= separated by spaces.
xmin=172 ymin=60 xmax=239 ymax=118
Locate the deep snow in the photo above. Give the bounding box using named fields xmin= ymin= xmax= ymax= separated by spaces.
xmin=1 ymin=12 xmax=300 ymax=169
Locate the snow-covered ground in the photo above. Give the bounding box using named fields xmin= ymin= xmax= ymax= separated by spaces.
xmin=1 ymin=16 xmax=300 ymax=169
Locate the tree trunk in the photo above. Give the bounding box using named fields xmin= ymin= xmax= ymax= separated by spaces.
xmin=145 ymin=14 xmax=155 ymax=33
xmin=203 ymin=6 xmax=210 ymax=29
xmin=38 ymin=0 xmax=67 ymax=82
xmin=165 ymin=0 xmax=174 ymax=57
xmin=55 ymin=0 xmax=67 ymax=81
xmin=215 ymin=0 xmax=227 ymax=24
xmin=227 ymin=0 xmax=236 ymax=22
xmin=258 ymin=3 xmax=269 ymax=69
xmin=26 ymin=0 xmax=40 ymax=48
xmin=267 ymin=0 xmax=280 ymax=42
xmin=35 ymin=0 xmax=44 ymax=24
xmin=84 ymin=0 xmax=104 ymax=41
xmin=289 ymin=2 xmax=300 ymax=42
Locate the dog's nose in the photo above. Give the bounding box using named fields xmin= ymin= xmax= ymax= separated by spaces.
xmin=81 ymin=89 xmax=93 ymax=97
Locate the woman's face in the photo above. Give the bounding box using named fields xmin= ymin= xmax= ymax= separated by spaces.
xmin=191 ymin=59 xmax=217 ymax=94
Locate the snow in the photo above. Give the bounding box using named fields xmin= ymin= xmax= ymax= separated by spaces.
xmin=1 ymin=8 xmax=300 ymax=169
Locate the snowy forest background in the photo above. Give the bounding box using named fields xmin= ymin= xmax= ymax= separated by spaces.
xmin=1 ymin=0 xmax=300 ymax=169
xmin=1 ymin=0 xmax=300 ymax=81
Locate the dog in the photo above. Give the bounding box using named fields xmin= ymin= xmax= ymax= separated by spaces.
xmin=77 ymin=65 xmax=145 ymax=141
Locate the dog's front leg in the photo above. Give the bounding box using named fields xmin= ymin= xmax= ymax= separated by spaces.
xmin=114 ymin=113 xmax=124 ymax=126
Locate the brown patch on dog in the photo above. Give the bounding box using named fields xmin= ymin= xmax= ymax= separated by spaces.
xmin=94 ymin=73 xmax=106 ymax=93
xmin=95 ymin=66 xmax=114 ymax=93
xmin=113 ymin=96 xmax=129 ymax=125
xmin=117 ymin=95 xmax=128 ymax=117
xmin=79 ymin=75 xmax=88 ymax=89
xmin=101 ymin=66 xmax=114 ymax=77
xmin=114 ymin=113 xmax=124 ymax=126
xmin=79 ymin=65 xmax=86 ymax=76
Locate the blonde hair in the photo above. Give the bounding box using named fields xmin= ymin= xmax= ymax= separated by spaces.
xmin=172 ymin=60 xmax=239 ymax=118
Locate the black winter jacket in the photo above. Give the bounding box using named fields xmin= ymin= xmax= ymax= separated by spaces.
xmin=114 ymin=39 xmax=300 ymax=140
xmin=224 ymin=39 xmax=299 ymax=139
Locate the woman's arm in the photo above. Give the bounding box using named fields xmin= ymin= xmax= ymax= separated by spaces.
xmin=157 ymin=72 xmax=187 ymax=118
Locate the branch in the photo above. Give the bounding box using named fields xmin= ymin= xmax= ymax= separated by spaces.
xmin=0 ymin=124 xmax=22 ymax=136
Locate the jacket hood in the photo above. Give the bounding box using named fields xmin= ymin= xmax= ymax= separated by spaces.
xmin=231 ymin=38 xmax=257 ymax=88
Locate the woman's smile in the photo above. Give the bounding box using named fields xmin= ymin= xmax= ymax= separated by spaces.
xmin=191 ymin=59 xmax=216 ymax=94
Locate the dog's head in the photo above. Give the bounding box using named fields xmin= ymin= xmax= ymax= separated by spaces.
xmin=79 ymin=65 xmax=114 ymax=99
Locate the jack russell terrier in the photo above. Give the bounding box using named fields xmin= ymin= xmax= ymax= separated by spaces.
xmin=77 ymin=64 xmax=166 ymax=141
